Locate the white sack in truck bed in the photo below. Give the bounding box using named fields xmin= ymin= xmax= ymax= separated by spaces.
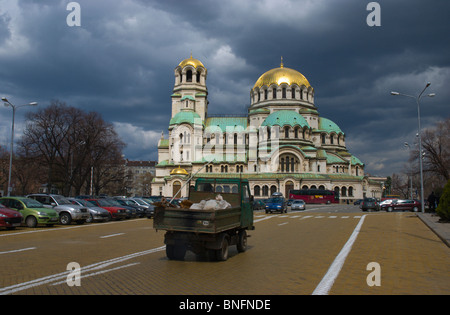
xmin=190 ymin=194 xmax=231 ymax=210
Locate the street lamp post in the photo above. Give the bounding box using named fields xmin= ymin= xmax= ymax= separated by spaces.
xmin=391 ymin=83 xmax=435 ymax=213
xmin=2 ymin=97 xmax=38 ymax=196
xmin=404 ymin=142 xmax=413 ymax=200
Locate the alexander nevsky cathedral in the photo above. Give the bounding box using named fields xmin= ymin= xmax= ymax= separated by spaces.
xmin=152 ymin=55 xmax=384 ymax=202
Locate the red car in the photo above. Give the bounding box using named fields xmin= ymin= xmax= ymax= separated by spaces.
xmin=381 ymin=199 xmax=421 ymax=212
xmin=85 ymin=199 xmax=128 ymax=220
xmin=0 ymin=204 xmax=23 ymax=230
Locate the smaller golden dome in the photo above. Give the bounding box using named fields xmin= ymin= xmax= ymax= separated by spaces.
xmin=170 ymin=166 xmax=189 ymax=176
xmin=178 ymin=54 xmax=206 ymax=70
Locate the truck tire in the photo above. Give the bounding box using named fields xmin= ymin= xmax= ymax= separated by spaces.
xmin=236 ymin=230 xmax=247 ymax=253
xmin=216 ymin=234 xmax=229 ymax=261
xmin=166 ymin=244 xmax=186 ymax=260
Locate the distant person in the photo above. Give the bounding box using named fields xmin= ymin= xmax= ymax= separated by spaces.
xmin=427 ymin=192 xmax=437 ymax=212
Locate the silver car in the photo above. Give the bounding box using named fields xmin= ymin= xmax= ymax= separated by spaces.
xmin=68 ymin=198 xmax=110 ymax=222
xmin=290 ymin=200 xmax=306 ymax=211
xmin=27 ymin=194 xmax=90 ymax=225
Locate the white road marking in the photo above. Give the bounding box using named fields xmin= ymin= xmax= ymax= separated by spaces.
xmin=0 ymin=247 xmax=36 ymax=255
xmin=277 ymin=222 xmax=289 ymax=226
xmin=0 ymin=245 xmax=165 ymax=295
xmin=312 ymin=214 xmax=367 ymax=295
xmin=99 ymin=233 xmax=125 ymax=239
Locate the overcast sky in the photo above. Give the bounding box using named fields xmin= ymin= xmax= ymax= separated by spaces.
xmin=0 ymin=0 xmax=449 ymax=177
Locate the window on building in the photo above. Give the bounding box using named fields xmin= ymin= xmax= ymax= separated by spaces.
xmin=186 ymin=70 xmax=192 ymax=82
xmin=273 ymin=88 xmax=277 ymax=99
xmin=282 ymin=87 xmax=286 ymax=99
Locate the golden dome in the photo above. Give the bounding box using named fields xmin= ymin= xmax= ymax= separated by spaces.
xmin=253 ymin=59 xmax=311 ymax=89
xmin=178 ymin=54 xmax=206 ymax=70
xmin=170 ymin=166 xmax=189 ymax=176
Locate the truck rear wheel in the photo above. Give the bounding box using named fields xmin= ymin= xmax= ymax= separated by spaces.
xmin=216 ymin=235 xmax=229 ymax=261
xmin=166 ymin=244 xmax=186 ymax=260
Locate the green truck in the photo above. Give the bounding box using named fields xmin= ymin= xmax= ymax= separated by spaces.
xmin=153 ymin=178 xmax=254 ymax=261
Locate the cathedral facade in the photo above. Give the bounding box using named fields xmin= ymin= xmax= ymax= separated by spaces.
xmin=153 ymin=56 xmax=383 ymax=202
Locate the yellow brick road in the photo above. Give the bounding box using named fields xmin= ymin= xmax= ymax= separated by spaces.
xmin=0 ymin=212 xmax=448 ymax=295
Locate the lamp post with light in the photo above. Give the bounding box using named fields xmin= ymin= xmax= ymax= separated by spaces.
xmin=2 ymin=97 xmax=38 ymax=196
xmin=391 ymin=83 xmax=435 ymax=213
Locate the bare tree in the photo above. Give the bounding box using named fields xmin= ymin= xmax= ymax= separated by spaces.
xmin=421 ymin=117 xmax=449 ymax=181
xmin=18 ymin=100 xmax=126 ymax=196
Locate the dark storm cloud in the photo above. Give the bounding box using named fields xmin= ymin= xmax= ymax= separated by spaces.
xmin=0 ymin=0 xmax=449 ymax=174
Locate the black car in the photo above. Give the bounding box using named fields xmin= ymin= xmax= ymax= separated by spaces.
xmin=360 ymin=198 xmax=379 ymax=211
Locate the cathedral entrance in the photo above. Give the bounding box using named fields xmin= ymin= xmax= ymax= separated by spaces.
xmin=285 ymin=181 xmax=294 ymax=198
xmin=172 ymin=181 xmax=182 ymax=198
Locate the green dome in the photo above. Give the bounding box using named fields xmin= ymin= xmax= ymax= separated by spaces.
xmin=261 ymin=110 xmax=309 ymax=128
xmin=169 ymin=109 xmax=202 ymax=126
xmin=318 ymin=117 xmax=343 ymax=134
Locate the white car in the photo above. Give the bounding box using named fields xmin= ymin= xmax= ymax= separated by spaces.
xmin=290 ymin=200 xmax=306 ymax=211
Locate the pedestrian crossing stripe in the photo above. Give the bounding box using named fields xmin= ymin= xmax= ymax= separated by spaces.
xmin=255 ymin=214 xmax=363 ymax=220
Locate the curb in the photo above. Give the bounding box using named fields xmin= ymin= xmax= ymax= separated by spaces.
xmin=417 ymin=213 xmax=450 ymax=248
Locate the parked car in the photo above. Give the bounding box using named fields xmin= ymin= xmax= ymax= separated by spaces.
xmin=360 ymin=198 xmax=379 ymax=211
xmin=104 ymin=198 xmax=136 ymax=218
xmin=84 ymin=198 xmax=128 ymax=220
xmin=114 ymin=198 xmax=148 ymax=217
xmin=68 ymin=198 xmax=110 ymax=222
xmin=381 ymin=199 xmax=421 ymax=212
xmin=0 ymin=203 xmax=23 ymax=230
xmin=27 ymin=194 xmax=89 ymax=225
xmin=0 ymin=197 xmax=58 ymax=228
xmin=354 ymin=199 xmax=363 ymax=205
xmin=290 ymin=200 xmax=306 ymax=211
xmin=252 ymin=200 xmax=265 ymax=210
xmin=265 ymin=197 xmax=287 ymax=213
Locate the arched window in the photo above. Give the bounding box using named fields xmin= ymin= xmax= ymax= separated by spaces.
xmin=291 ymin=88 xmax=296 ymax=99
xmin=348 ymin=186 xmax=354 ymax=197
xmin=284 ymin=127 xmax=289 ymax=139
xmin=282 ymin=87 xmax=286 ymax=99
xmin=321 ymin=134 xmax=326 ymax=144
xmin=262 ymin=185 xmax=269 ymax=196
xmin=264 ymin=89 xmax=268 ymax=100
xmin=334 ymin=187 xmax=340 ymax=196
xmin=341 ymin=186 xmax=347 ymax=197
xmin=254 ymin=185 xmax=260 ymax=196
xmin=270 ymin=185 xmax=277 ymax=195
xmin=272 ymin=88 xmax=277 ymax=99
xmin=186 ymin=70 xmax=192 ymax=82
xmin=279 ymin=154 xmax=298 ymax=173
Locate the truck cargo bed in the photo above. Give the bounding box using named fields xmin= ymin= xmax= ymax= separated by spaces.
xmin=153 ymin=206 xmax=242 ymax=233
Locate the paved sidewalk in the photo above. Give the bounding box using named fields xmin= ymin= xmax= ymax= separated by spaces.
xmin=417 ymin=213 xmax=450 ymax=248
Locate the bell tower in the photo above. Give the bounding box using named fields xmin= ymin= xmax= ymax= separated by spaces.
xmin=172 ymin=54 xmax=208 ymax=121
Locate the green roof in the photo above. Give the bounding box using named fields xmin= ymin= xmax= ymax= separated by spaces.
xmin=158 ymin=139 xmax=169 ymax=148
xmin=205 ymin=117 xmax=248 ymax=133
xmin=169 ymin=109 xmax=202 ymax=126
xmin=317 ymin=117 xmax=343 ymax=134
xmin=261 ymin=110 xmax=309 ymax=128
